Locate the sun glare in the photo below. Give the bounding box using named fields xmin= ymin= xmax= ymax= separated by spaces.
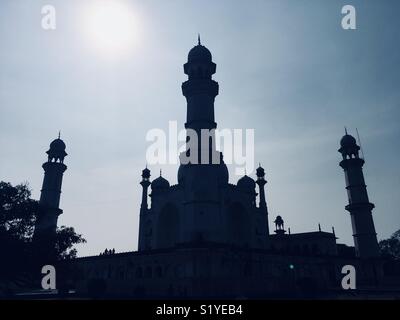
xmin=83 ymin=1 xmax=138 ymax=57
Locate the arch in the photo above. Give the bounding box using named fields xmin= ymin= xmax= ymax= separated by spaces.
xmin=226 ymin=202 xmax=251 ymax=247
xmin=156 ymin=203 xmax=180 ymax=248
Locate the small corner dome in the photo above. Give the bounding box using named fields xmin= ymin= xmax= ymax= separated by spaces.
xmin=340 ymin=134 xmax=357 ymax=148
xmin=151 ymin=176 xmax=170 ymax=189
xmin=142 ymin=167 xmax=150 ymax=178
xmin=274 ymin=216 xmax=284 ymax=225
xmin=143 ymin=167 xmax=150 ymax=174
xmin=256 ymin=166 xmax=265 ymax=177
xmin=188 ymin=44 xmax=212 ymax=63
xmin=237 ymin=175 xmax=256 ymax=191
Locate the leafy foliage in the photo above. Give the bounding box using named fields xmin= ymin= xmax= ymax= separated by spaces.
xmin=0 ymin=181 xmax=85 ymax=292
xmin=379 ymin=229 xmax=400 ymax=260
xmin=0 ymin=182 xmax=37 ymax=241
xmin=55 ymin=226 xmax=86 ymax=259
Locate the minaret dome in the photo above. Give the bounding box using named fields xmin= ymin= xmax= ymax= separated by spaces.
xmin=47 ymin=136 xmax=67 ymax=163
xmin=338 ymin=132 xmax=360 ymax=159
xmin=184 ymin=37 xmax=216 ymax=80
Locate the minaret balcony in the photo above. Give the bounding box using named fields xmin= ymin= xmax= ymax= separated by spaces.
xmin=345 ymin=202 xmax=375 ymax=212
xmin=182 ymin=79 xmax=219 ymax=97
xmin=339 ymin=157 xmax=365 ymax=169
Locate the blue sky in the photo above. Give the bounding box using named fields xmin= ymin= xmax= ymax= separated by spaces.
xmin=0 ymin=0 xmax=399 ymax=257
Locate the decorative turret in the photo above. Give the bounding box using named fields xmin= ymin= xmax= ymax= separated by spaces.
xmin=274 ymin=215 xmax=286 ymax=236
xmin=138 ymin=166 xmax=151 ymax=251
xmin=256 ymin=164 xmax=270 ymax=236
xmin=256 ymin=165 xmax=267 ymax=207
xmin=140 ymin=166 xmax=151 ymax=211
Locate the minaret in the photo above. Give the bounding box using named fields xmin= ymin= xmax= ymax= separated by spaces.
xmin=181 ymin=36 xmax=220 ymax=164
xmin=178 ymin=37 xmax=227 ymax=174
xmin=33 ymin=134 xmax=67 ymax=256
xmin=177 ymin=38 xmax=229 ymax=244
xmin=138 ymin=166 xmax=151 ymax=251
xmin=256 ymin=165 xmax=270 ymax=235
xmin=338 ymin=130 xmax=380 ymax=258
xmin=140 ymin=167 xmax=151 ymax=211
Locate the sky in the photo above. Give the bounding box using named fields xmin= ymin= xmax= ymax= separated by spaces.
xmin=0 ymin=0 xmax=399 ymax=257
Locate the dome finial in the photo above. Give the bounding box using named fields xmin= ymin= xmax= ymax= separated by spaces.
xmin=198 ymin=33 xmax=201 ymax=45
xmin=344 ymin=126 xmax=348 ymax=135
xmin=58 ymin=130 xmax=61 ymax=139
xmin=160 ymin=169 xmax=162 ymax=177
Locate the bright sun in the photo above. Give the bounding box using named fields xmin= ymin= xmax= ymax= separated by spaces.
xmin=83 ymin=1 xmax=138 ymax=57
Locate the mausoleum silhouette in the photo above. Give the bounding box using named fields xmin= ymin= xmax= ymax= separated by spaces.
xmin=34 ymin=39 xmax=391 ymax=298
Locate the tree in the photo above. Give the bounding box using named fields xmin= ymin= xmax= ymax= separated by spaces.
xmin=55 ymin=226 xmax=86 ymax=260
xmin=379 ymin=229 xmax=400 ymax=260
xmin=0 ymin=182 xmax=37 ymax=241
xmin=0 ymin=181 xmax=85 ymax=294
